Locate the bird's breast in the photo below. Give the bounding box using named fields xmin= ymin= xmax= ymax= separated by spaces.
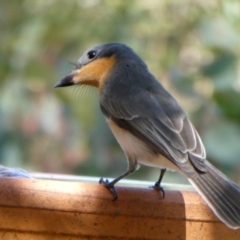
xmin=107 ymin=118 xmax=181 ymax=172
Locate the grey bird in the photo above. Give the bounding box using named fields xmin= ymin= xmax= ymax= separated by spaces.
xmin=55 ymin=42 xmax=240 ymax=229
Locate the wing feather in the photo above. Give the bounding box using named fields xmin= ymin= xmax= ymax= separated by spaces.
xmin=100 ymin=83 xmax=206 ymax=175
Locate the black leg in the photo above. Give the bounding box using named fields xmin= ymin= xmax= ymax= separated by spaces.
xmin=100 ymin=157 xmax=138 ymax=201
xmin=99 ymin=169 xmax=133 ymax=201
xmin=149 ymin=169 xmax=166 ymax=198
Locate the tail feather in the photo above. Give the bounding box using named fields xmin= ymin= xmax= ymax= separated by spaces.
xmin=188 ymin=160 xmax=240 ymax=229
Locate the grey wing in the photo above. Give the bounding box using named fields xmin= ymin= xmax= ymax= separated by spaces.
xmin=100 ymin=89 xmax=206 ymax=177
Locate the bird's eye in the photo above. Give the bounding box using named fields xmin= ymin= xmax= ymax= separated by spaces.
xmin=87 ymin=50 xmax=97 ymax=59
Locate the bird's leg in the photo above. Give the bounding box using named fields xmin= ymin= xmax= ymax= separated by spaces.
xmin=99 ymin=170 xmax=132 ymax=201
xmin=99 ymin=157 xmax=138 ymax=201
xmin=149 ymin=168 xmax=166 ymax=198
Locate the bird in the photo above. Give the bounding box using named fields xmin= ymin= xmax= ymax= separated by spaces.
xmin=54 ymin=42 xmax=240 ymax=229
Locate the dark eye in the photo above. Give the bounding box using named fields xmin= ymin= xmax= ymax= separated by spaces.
xmin=87 ymin=50 xmax=96 ymax=59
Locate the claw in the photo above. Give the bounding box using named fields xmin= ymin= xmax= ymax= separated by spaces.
xmin=149 ymin=183 xmax=165 ymax=199
xmin=99 ymin=178 xmax=118 ymax=201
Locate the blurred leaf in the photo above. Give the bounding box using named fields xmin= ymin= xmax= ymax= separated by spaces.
xmin=170 ymin=67 xmax=196 ymax=96
xmin=199 ymin=17 xmax=239 ymax=51
xmin=202 ymin=54 xmax=235 ymax=76
xmin=214 ymin=90 xmax=240 ymax=121
xmin=202 ymin=54 xmax=237 ymax=90
xmin=202 ymin=121 xmax=240 ymax=166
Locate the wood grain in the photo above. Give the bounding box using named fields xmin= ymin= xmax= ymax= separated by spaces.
xmin=0 ymin=178 xmax=239 ymax=239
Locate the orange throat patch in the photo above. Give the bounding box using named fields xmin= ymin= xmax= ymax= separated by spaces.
xmin=72 ymin=55 xmax=116 ymax=90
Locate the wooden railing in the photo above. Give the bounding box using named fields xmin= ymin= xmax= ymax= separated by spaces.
xmin=0 ymin=175 xmax=239 ymax=239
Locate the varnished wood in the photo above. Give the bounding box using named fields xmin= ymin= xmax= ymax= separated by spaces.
xmin=0 ymin=177 xmax=239 ymax=239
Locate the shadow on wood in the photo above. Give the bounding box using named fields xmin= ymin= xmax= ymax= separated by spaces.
xmin=0 ymin=178 xmax=239 ymax=239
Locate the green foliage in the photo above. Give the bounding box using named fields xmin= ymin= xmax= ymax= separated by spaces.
xmin=214 ymin=90 xmax=240 ymax=121
xmin=0 ymin=0 xmax=240 ymax=183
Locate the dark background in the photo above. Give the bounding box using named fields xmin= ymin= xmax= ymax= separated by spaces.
xmin=1 ymin=0 xmax=240 ymax=185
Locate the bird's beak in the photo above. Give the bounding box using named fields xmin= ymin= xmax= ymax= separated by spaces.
xmin=55 ymin=56 xmax=116 ymax=89
xmin=54 ymin=69 xmax=81 ymax=88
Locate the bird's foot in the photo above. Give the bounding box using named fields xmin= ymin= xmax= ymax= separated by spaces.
xmin=99 ymin=178 xmax=118 ymax=201
xmin=149 ymin=183 xmax=165 ymax=199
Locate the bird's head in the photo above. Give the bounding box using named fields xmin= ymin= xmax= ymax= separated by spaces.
xmin=54 ymin=43 xmax=139 ymax=91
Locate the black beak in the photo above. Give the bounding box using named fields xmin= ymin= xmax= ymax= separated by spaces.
xmin=54 ymin=73 xmax=75 ymax=88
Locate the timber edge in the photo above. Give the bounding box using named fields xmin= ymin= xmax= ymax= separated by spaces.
xmin=0 ymin=177 xmax=239 ymax=240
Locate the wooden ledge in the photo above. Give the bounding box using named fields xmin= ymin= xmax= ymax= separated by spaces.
xmin=0 ymin=177 xmax=239 ymax=239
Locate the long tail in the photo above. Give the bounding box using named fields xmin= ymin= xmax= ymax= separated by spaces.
xmin=188 ymin=160 xmax=240 ymax=229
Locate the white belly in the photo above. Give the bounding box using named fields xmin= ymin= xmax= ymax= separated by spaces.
xmin=107 ymin=119 xmax=181 ymax=173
